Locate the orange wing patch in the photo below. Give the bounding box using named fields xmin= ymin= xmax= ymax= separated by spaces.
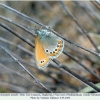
xmin=35 ymin=36 xmax=51 ymax=68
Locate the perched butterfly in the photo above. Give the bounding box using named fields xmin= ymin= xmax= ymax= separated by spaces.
xmin=35 ymin=29 xmax=64 ymax=69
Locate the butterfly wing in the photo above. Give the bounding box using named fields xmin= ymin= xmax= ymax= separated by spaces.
xmin=35 ymin=35 xmax=51 ymax=69
xmin=40 ymin=30 xmax=64 ymax=59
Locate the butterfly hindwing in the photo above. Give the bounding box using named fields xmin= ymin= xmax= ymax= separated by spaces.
xmin=39 ymin=30 xmax=64 ymax=59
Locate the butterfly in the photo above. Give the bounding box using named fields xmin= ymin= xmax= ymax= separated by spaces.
xmin=35 ymin=29 xmax=64 ymax=69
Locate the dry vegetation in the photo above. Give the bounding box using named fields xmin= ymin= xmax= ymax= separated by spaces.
xmin=0 ymin=1 xmax=100 ymax=93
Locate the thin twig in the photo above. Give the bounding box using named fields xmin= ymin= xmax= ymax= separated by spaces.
xmin=0 ymin=40 xmax=70 ymax=89
xmin=0 ymin=37 xmax=34 ymax=56
xmin=0 ymin=80 xmax=27 ymax=92
xmin=7 ymin=49 xmax=70 ymax=88
xmin=0 ymin=45 xmax=53 ymax=93
xmin=0 ymin=22 xmax=100 ymax=92
xmin=51 ymin=29 xmax=100 ymax=57
xmin=0 ymin=22 xmax=35 ymax=48
xmin=73 ymin=1 xmax=100 ymax=31
xmin=0 ymin=22 xmax=100 ymax=81
xmin=67 ymin=45 xmax=100 ymax=65
xmin=0 ymin=4 xmax=99 ymax=57
xmin=0 ymin=15 xmax=36 ymax=37
xmin=59 ymin=0 xmax=99 ymax=52
xmin=0 ymin=63 xmax=38 ymax=86
xmin=63 ymin=51 xmax=100 ymax=80
xmin=0 ymin=3 xmax=47 ymax=28
xmin=0 ymin=15 xmax=100 ymax=59
xmin=95 ymin=0 xmax=100 ymax=5
xmin=0 ymin=37 xmax=81 ymax=91
xmin=0 ymin=3 xmax=100 ymax=92
xmin=91 ymin=1 xmax=100 ymax=10
xmin=0 ymin=15 xmax=99 ymax=69
xmin=0 ymin=36 xmax=92 ymax=90
xmin=53 ymin=59 xmax=100 ymax=92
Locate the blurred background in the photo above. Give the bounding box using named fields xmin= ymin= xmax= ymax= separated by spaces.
xmin=0 ymin=1 xmax=100 ymax=93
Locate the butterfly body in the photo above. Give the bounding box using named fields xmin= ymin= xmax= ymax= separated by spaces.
xmin=35 ymin=29 xmax=64 ymax=69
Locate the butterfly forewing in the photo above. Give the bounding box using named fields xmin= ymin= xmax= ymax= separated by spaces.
xmin=35 ymin=36 xmax=51 ymax=69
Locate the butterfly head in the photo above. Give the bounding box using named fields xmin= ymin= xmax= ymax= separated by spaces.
xmin=35 ymin=29 xmax=49 ymax=37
